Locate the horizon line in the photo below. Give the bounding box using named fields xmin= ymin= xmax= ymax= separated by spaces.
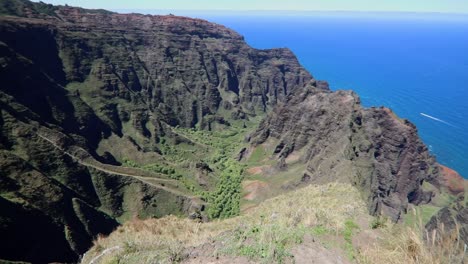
xmin=110 ymin=9 xmax=468 ymax=16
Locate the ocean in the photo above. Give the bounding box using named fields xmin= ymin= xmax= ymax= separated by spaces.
xmin=123 ymin=10 xmax=468 ymax=178
xmin=205 ymin=12 xmax=468 ymax=179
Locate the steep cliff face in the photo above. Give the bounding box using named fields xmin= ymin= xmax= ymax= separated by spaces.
xmin=0 ymin=0 xmax=464 ymax=263
xmin=0 ymin=1 xmax=321 ymax=262
xmin=248 ymin=86 xmax=449 ymax=221
xmin=1 ymin=5 xmax=314 ymax=130
xmin=0 ymin=3 xmax=318 ymax=159
xmin=0 ymin=41 xmax=200 ymax=262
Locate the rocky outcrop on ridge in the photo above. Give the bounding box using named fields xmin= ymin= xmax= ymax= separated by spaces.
xmin=248 ymin=87 xmax=451 ymax=222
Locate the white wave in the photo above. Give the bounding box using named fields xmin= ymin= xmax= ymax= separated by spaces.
xmin=420 ymin=113 xmax=458 ymax=128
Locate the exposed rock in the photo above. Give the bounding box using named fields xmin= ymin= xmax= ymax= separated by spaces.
xmin=249 ymin=88 xmax=447 ymax=222
xmin=426 ymin=193 xmax=468 ymax=245
xmin=0 ymin=0 xmax=321 ymax=262
xmin=0 ymin=0 xmax=465 ymax=263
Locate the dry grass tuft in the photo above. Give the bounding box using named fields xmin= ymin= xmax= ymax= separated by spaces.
xmin=357 ymin=208 xmax=467 ymax=264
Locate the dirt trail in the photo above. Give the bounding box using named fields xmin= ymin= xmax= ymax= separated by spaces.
xmin=37 ymin=133 xmax=196 ymax=198
xmin=181 ymin=234 xmax=351 ymax=264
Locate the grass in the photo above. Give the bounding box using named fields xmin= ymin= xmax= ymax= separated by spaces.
xmin=82 ymin=180 xmax=467 ymax=264
xmin=369 ymin=216 xmax=387 ymax=229
xmin=248 ymin=145 xmax=269 ymax=164
xmin=357 ymin=207 xmax=467 ymax=264
xmin=81 ymin=183 xmax=368 ymax=264
xmin=343 ymin=219 xmax=359 ymax=260
xmin=403 ymin=204 xmax=440 ymax=227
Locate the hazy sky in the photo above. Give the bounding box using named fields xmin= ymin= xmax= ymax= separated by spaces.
xmin=32 ymin=0 xmax=468 ymax=14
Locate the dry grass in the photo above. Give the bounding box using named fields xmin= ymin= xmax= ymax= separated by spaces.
xmin=357 ymin=208 xmax=467 ymax=264
xmin=242 ymin=182 xmax=367 ymax=231
xmin=81 ymin=183 xmax=367 ymax=263
xmin=81 ymin=183 xmax=466 ymax=264
xmin=81 ymin=215 xmax=239 ymax=263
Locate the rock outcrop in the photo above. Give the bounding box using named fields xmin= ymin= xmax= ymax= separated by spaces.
xmin=248 ymin=87 xmax=447 ymax=222
xmin=426 ymin=171 xmax=467 ymax=246
xmin=426 ymin=192 xmax=467 ymax=245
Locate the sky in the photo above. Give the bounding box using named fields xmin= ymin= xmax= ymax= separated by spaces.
xmin=32 ymin=0 xmax=468 ymax=14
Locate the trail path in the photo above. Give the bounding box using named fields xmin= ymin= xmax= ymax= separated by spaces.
xmin=37 ymin=133 xmax=196 ymax=198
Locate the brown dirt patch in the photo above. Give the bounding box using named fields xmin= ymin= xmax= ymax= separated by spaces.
xmin=242 ymin=180 xmax=269 ymax=201
xmin=352 ymin=229 xmax=382 ymax=255
xmin=240 ymin=204 xmax=258 ymax=214
xmin=246 ymin=166 xmax=263 ymax=175
xmin=246 ymin=165 xmax=272 ymax=175
xmin=285 ymin=153 xmax=300 ymax=163
xmin=183 ymin=255 xmax=253 ymax=264
xmin=439 ymin=165 xmax=465 ymax=194
xmin=290 ymin=234 xmax=351 ymax=264
xmin=383 ymin=107 xmax=407 ymax=127
xmin=183 ymin=242 xmax=253 ymax=264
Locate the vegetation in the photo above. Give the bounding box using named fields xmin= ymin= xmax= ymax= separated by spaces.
xmin=114 ymin=120 xmax=255 ymax=220
xmin=370 ymin=216 xmax=387 ymax=229
xmin=343 ymin=219 xmax=359 ymax=259
xmin=0 ymin=0 xmax=57 ymax=17
xmin=2 ymin=3 xmax=465 ymax=262
xmin=81 ymin=183 xmax=369 ymax=263
xmin=205 ymin=159 xmax=244 ymax=219
xmin=82 ymin=182 xmax=467 ymax=264
xmin=358 ymin=208 xmax=467 ymax=264
xmin=403 ymin=204 xmax=440 ymax=227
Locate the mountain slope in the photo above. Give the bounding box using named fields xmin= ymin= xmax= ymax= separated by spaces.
xmin=0 ymin=0 xmax=465 ymax=263
xmin=246 ymin=88 xmax=440 ymax=221
xmin=0 ymin=0 xmax=322 ymax=262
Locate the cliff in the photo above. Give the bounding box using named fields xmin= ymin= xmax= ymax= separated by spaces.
xmin=247 ymin=88 xmax=441 ymax=221
xmin=0 ymin=0 xmax=464 ymax=263
xmin=0 ymin=0 xmax=320 ymax=262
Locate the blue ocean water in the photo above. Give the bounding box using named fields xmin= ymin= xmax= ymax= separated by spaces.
xmin=126 ymin=10 xmax=468 ymax=178
xmin=202 ymin=12 xmax=468 ymax=178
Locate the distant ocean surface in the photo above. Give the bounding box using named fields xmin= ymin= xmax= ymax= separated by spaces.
xmin=122 ymin=10 xmax=468 ymax=178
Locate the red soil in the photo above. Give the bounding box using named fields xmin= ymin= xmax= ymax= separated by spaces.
xmin=242 ymin=180 xmax=269 ymax=201
xmin=439 ymin=165 xmax=465 ymax=194
xmin=246 ymin=166 xmax=263 ymax=175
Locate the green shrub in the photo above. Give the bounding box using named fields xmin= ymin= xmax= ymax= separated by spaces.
xmin=370 ymin=217 xmax=387 ymax=229
xmin=207 ymin=159 xmax=244 ymax=219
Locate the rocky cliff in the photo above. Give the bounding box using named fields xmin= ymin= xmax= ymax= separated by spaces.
xmin=0 ymin=0 xmax=464 ymax=263
xmin=247 ymin=86 xmax=454 ymax=222
xmin=0 ymin=0 xmax=322 ymax=262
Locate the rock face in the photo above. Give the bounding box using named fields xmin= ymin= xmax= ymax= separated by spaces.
xmin=248 ymin=87 xmax=443 ymax=222
xmin=0 ymin=0 xmax=464 ymax=263
xmin=426 ymin=171 xmax=467 ymax=246
xmin=0 ymin=0 xmax=320 ymax=262
xmin=426 ymin=193 xmax=468 ymax=245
